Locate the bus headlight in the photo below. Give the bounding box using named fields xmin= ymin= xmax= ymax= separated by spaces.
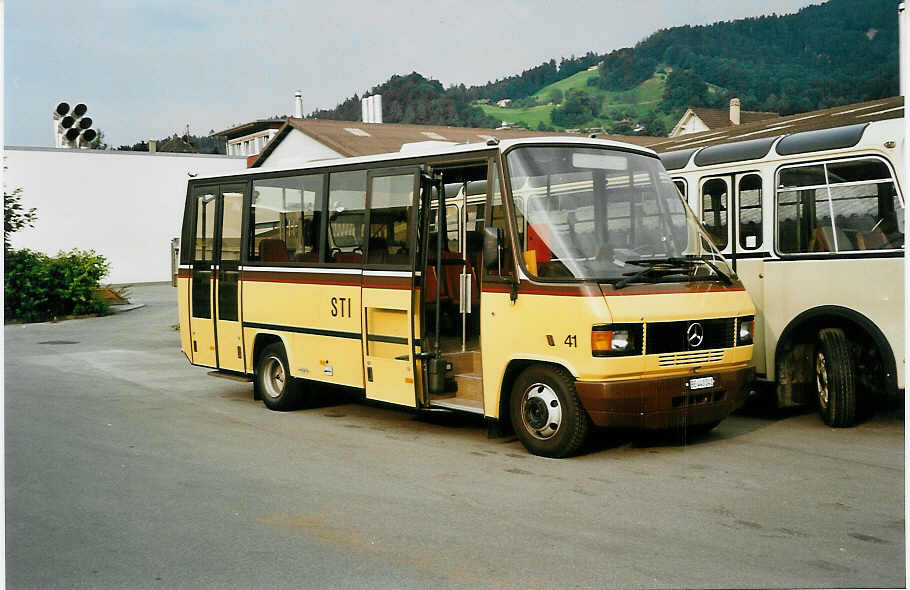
xmin=737 ymin=316 xmax=755 ymax=346
xmin=592 ymin=324 xmax=640 ymax=357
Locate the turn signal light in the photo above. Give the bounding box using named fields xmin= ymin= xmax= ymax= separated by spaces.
xmin=591 ymin=330 xmax=614 ymax=352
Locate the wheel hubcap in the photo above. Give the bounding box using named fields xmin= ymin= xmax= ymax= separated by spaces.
xmin=262 ymin=356 xmax=285 ymax=399
xmin=816 ymin=351 xmax=829 ymax=409
xmin=521 ymin=383 xmax=562 ymax=440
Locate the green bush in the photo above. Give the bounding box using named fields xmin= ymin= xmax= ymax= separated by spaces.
xmin=5 ymin=248 xmax=110 ymax=322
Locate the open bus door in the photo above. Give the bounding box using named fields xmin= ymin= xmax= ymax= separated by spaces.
xmin=361 ymin=168 xmax=423 ymax=407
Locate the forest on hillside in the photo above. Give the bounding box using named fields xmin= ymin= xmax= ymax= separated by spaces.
xmin=308 ymin=0 xmax=897 ymax=136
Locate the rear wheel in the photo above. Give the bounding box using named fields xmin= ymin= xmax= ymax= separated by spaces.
xmin=815 ymin=328 xmax=856 ymax=427
xmin=256 ymin=342 xmax=303 ymax=411
xmin=510 ymin=365 xmax=589 ymax=458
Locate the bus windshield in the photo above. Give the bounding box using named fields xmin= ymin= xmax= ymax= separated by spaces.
xmin=505 ymin=145 xmax=731 ymax=283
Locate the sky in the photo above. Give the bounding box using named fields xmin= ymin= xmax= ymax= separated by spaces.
xmin=6 ymin=0 xmax=823 ymax=148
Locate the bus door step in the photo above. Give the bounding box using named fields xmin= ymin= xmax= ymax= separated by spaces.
xmin=428 ymin=397 xmax=484 ymax=415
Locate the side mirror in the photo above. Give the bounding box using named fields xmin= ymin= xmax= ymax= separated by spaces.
xmin=483 ymin=227 xmax=503 ymax=270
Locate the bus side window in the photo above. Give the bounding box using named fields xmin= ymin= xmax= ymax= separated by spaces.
xmin=327 ymin=170 xmax=367 ymax=264
xmin=776 ymin=158 xmax=904 ymax=254
xmin=701 ymin=178 xmax=729 ymax=249
xmin=367 ymin=174 xmax=413 ymax=266
xmin=485 ymin=162 xmax=516 ymax=279
xmin=738 ymin=174 xmax=762 ymax=250
xmin=249 ymin=173 xmax=325 ymax=265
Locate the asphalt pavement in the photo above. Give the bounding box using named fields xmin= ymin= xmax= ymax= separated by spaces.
xmin=4 ymin=284 xmax=905 ymax=589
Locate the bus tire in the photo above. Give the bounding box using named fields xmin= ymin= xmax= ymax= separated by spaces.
xmin=256 ymin=342 xmax=303 ymax=411
xmin=815 ymin=328 xmax=856 ymax=427
xmin=510 ymin=365 xmax=589 ymax=458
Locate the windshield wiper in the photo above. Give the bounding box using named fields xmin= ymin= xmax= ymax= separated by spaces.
xmin=614 ymin=265 xmax=690 ymax=289
xmin=624 ymin=257 xmax=697 ymax=267
xmin=625 ymin=256 xmax=734 ymax=285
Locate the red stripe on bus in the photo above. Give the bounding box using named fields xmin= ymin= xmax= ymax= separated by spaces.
xmin=363 ymin=276 xmax=411 ymax=290
xmin=603 ymin=286 xmax=746 ymax=296
xmin=240 ymin=272 xmax=412 ymax=290
xmin=481 ymin=282 xmax=745 ymax=297
xmin=480 ymin=285 xmax=599 ymax=297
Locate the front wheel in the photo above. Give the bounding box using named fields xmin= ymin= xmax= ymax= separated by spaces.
xmin=256 ymin=342 xmax=303 ymax=411
xmin=815 ymin=328 xmax=856 ymax=427
xmin=510 ymin=365 xmax=589 ymax=458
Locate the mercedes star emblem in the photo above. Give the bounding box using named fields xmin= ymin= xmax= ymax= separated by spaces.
xmin=687 ymin=322 xmax=705 ymax=348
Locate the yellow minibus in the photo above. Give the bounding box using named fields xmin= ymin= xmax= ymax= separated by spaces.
xmin=178 ymin=137 xmax=755 ymax=456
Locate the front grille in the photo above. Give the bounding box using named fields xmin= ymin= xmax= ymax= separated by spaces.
xmin=646 ymin=318 xmax=735 ymax=354
xmin=658 ymin=350 xmax=725 ymax=367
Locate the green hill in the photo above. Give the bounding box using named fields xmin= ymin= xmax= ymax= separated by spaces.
xmin=312 ymin=0 xmax=898 ymax=136
xmin=480 ymin=70 xmax=673 ymax=133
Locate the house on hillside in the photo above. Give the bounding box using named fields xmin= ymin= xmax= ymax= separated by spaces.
xmin=669 ymin=98 xmax=778 ymax=137
xmin=496 ymin=99 xmax=512 ymax=108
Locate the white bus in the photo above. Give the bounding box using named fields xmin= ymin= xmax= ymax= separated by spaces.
xmin=660 ymin=110 xmax=904 ymax=426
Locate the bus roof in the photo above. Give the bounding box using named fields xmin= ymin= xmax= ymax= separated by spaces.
xmin=191 ymin=136 xmax=659 ymax=182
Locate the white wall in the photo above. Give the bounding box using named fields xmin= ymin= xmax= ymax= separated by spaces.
xmin=261 ymin=129 xmax=342 ymax=168
xmin=4 ymin=147 xmax=247 ymax=284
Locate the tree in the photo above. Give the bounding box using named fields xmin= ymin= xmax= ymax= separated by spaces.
xmin=548 ymin=88 xmax=564 ymax=104
xmin=550 ymin=89 xmax=601 ymax=127
xmin=660 ymin=69 xmax=710 ymax=113
xmin=87 ymin=129 xmax=109 ymax=150
xmin=4 ymin=185 xmax=36 ymax=250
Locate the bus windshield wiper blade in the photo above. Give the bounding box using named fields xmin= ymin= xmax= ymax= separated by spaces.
xmin=614 ymin=266 xmax=689 ymax=289
xmin=626 ymin=256 xmax=734 ymax=285
xmin=624 ymin=257 xmax=697 ymax=267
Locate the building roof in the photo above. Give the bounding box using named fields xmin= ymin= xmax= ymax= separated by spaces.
xmin=647 ymin=96 xmax=904 ymax=154
xmin=196 ymin=136 xmax=659 ymax=181
xmin=213 ymin=119 xmax=284 ymax=141
xmin=688 ymin=107 xmax=779 ymax=130
xmin=251 ymin=118 xmax=661 ymax=167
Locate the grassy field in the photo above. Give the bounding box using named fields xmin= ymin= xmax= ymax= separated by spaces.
xmin=478 ymin=69 xmax=672 ymax=131
xmin=478 ymin=103 xmax=556 ymax=128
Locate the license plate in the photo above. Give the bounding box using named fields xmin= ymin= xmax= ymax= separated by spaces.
xmin=688 ymin=376 xmax=715 ymax=390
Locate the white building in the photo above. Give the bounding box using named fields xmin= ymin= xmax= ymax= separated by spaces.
xmin=5 ymin=147 xmax=246 ymax=284
xmin=215 ymin=119 xmax=284 ymax=159
xmin=669 ymin=98 xmax=779 ymax=137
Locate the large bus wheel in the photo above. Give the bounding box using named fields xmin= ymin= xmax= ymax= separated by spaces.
xmin=256 ymin=342 xmax=302 ymax=411
xmin=815 ymin=328 xmax=856 ymax=427
xmin=510 ymin=365 xmax=589 ymax=458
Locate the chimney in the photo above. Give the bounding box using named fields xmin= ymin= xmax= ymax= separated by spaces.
xmin=361 ymin=95 xmax=383 ymax=124
xmin=148 ymin=140 xmax=157 ymax=153
xmin=294 ymin=91 xmax=303 ymax=118
xmin=730 ymin=98 xmax=741 ymax=126
xmin=372 ymin=94 xmax=382 ymax=124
